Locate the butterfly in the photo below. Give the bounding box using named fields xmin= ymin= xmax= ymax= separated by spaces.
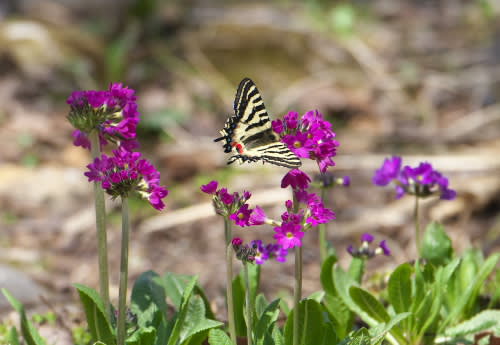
xmin=214 ymin=78 xmax=301 ymax=169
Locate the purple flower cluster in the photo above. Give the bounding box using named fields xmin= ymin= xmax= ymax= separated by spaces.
xmin=85 ymin=149 xmax=168 ymax=210
xmin=251 ymin=240 xmax=288 ymax=265
xmin=272 ymin=169 xmax=336 ymax=249
xmin=373 ymin=156 xmax=456 ymax=200
xmin=67 ymin=83 xmax=140 ymax=151
xmin=200 ymin=181 xmax=256 ymax=223
xmin=347 ymin=233 xmax=391 ymax=258
xmin=272 ymin=110 xmax=340 ymax=173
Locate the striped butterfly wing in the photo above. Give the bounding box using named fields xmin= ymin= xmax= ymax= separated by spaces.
xmin=215 ymin=78 xmax=301 ymax=169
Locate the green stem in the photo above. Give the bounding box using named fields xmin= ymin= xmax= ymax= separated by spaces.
xmin=117 ymin=197 xmax=130 ymax=345
xmin=89 ymin=130 xmax=110 ymax=317
xmin=414 ymin=196 xmax=421 ymax=256
xmin=243 ymin=262 xmax=253 ymax=345
xmin=226 ymin=240 xmax=237 ymax=345
xmin=318 ymin=187 xmax=328 ymax=263
xmin=292 ymin=193 xmax=302 ymax=345
xmin=224 ymin=217 xmax=232 ymax=246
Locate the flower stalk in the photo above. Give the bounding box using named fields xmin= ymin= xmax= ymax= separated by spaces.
xmin=414 ymin=196 xmax=421 ymax=255
xmin=225 ymin=240 xmax=237 ymax=345
xmin=243 ymin=262 xmax=253 ymax=345
xmin=117 ymin=197 xmax=130 ymax=345
xmin=318 ymin=186 xmax=328 ymax=263
xmin=89 ymin=130 xmax=110 ymax=317
xmin=292 ymin=193 xmax=302 ymax=345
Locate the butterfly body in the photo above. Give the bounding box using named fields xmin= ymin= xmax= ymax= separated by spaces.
xmin=215 ymin=78 xmax=301 ymax=169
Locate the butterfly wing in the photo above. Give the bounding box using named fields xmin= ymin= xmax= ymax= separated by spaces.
xmin=215 ymin=78 xmax=301 ymax=169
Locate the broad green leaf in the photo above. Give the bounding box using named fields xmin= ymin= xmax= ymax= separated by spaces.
xmin=130 ymin=271 xmax=168 ymax=345
xmin=126 ymin=326 xmax=156 ymax=345
xmin=161 ymin=273 xmax=215 ymax=319
xmin=388 ymin=262 xmax=413 ymax=333
xmin=208 ymin=329 xmax=234 ymax=345
xmin=349 ymin=286 xmax=390 ymax=323
xmin=283 ymin=299 xmax=326 ymax=345
xmin=245 ymin=264 xmax=261 ymax=308
xmin=369 ymin=313 xmax=411 ymax=345
xmin=443 ymin=310 xmax=500 ymax=338
xmin=231 ymin=275 xmax=247 ymax=336
xmin=179 ymin=295 xmax=223 ymax=344
xmin=420 ymin=222 xmax=452 ymax=265
xmin=255 ymin=293 xmax=269 ymax=320
xmin=321 ymin=322 xmax=339 ymax=345
xmin=254 ymin=299 xmax=281 ymax=345
xmin=332 ymin=268 xmax=377 ymax=326
xmin=440 ymin=253 xmax=500 ymax=332
xmin=323 ymin=294 xmax=351 ymax=339
xmin=73 ymin=284 xmax=115 ymax=345
xmin=347 ymin=257 xmax=365 ymax=284
xmin=320 ymin=255 xmax=337 ymax=296
xmin=307 ymin=290 xmax=324 ymax=303
xmin=2 ymin=289 xmax=48 ymax=345
xmin=337 ymin=328 xmax=370 ymax=345
xmin=166 ymin=276 xmax=197 ymax=345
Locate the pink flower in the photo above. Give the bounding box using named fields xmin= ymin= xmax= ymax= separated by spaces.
xmin=281 ymin=169 xmax=311 ymax=190
xmin=230 ymin=204 xmax=253 ymax=227
xmin=201 ymin=181 xmax=218 ymax=194
xmin=274 ymin=222 xmax=304 ymax=249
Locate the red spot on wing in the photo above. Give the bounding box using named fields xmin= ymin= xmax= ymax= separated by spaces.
xmin=231 ymin=142 xmax=244 ymax=154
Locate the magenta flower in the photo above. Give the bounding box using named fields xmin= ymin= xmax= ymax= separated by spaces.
xmin=281 ymin=169 xmax=311 ymax=190
xmin=306 ymin=203 xmax=336 ymax=226
xmin=201 ymin=180 xmax=218 ymax=194
xmin=218 ymin=188 xmax=235 ymax=205
xmin=230 ymin=204 xmax=253 ymax=227
xmin=249 ymin=206 xmax=267 ymax=225
xmin=67 ymin=83 xmax=140 ymax=151
xmin=274 ymin=222 xmax=304 ymax=249
xmin=85 ymin=149 xmax=168 ymax=210
xmin=277 ymin=110 xmax=339 ymax=173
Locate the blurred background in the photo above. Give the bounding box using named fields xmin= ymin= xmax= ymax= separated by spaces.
xmin=1 ymin=0 xmax=500 ymax=338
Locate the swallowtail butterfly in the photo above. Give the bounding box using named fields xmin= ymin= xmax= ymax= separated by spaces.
xmin=214 ymin=78 xmax=301 ymax=169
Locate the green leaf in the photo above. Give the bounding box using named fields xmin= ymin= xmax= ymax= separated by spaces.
xmin=440 ymin=253 xmax=500 ymax=332
xmin=369 ymin=313 xmax=411 ymax=345
xmin=245 ymin=263 xmax=261 ymax=308
xmin=420 ymin=222 xmax=453 ymax=265
xmin=284 ymin=299 xmax=327 ymax=345
xmin=1 ymin=289 xmax=47 ymax=345
xmin=271 ymin=325 xmax=284 ymax=345
xmin=130 ymin=271 xmax=168 ymax=345
xmin=7 ymin=326 xmax=21 ymax=345
xmin=166 ymin=276 xmax=198 ymax=345
xmin=443 ymin=310 xmax=500 ymax=338
xmin=126 ymin=326 xmax=156 ymax=345
xmin=320 ymin=255 xmax=337 ymax=296
xmin=231 ymin=274 xmax=247 ymax=336
xmin=349 ymin=286 xmax=390 ymax=324
xmin=388 ymin=263 xmax=413 ymax=333
xmin=255 ymin=293 xmax=269 ymax=320
xmin=338 ymin=328 xmax=370 ymax=345
xmin=179 ymin=295 xmax=223 ymax=344
xmin=254 ymin=299 xmax=281 ymax=345
xmin=322 ymin=294 xmax=351 ymax=339
xmin=161 ymin=272 xmax=215 ymax=319
xmin=73 ymin=284 xmax=115 ymax=345
xmin=307 ymin=291 xmax=324 ymax=303
xmin=347 ymin=257 xmax=365 ymax=284
xmin=208 ymin=329 xmax=234 ymax=345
